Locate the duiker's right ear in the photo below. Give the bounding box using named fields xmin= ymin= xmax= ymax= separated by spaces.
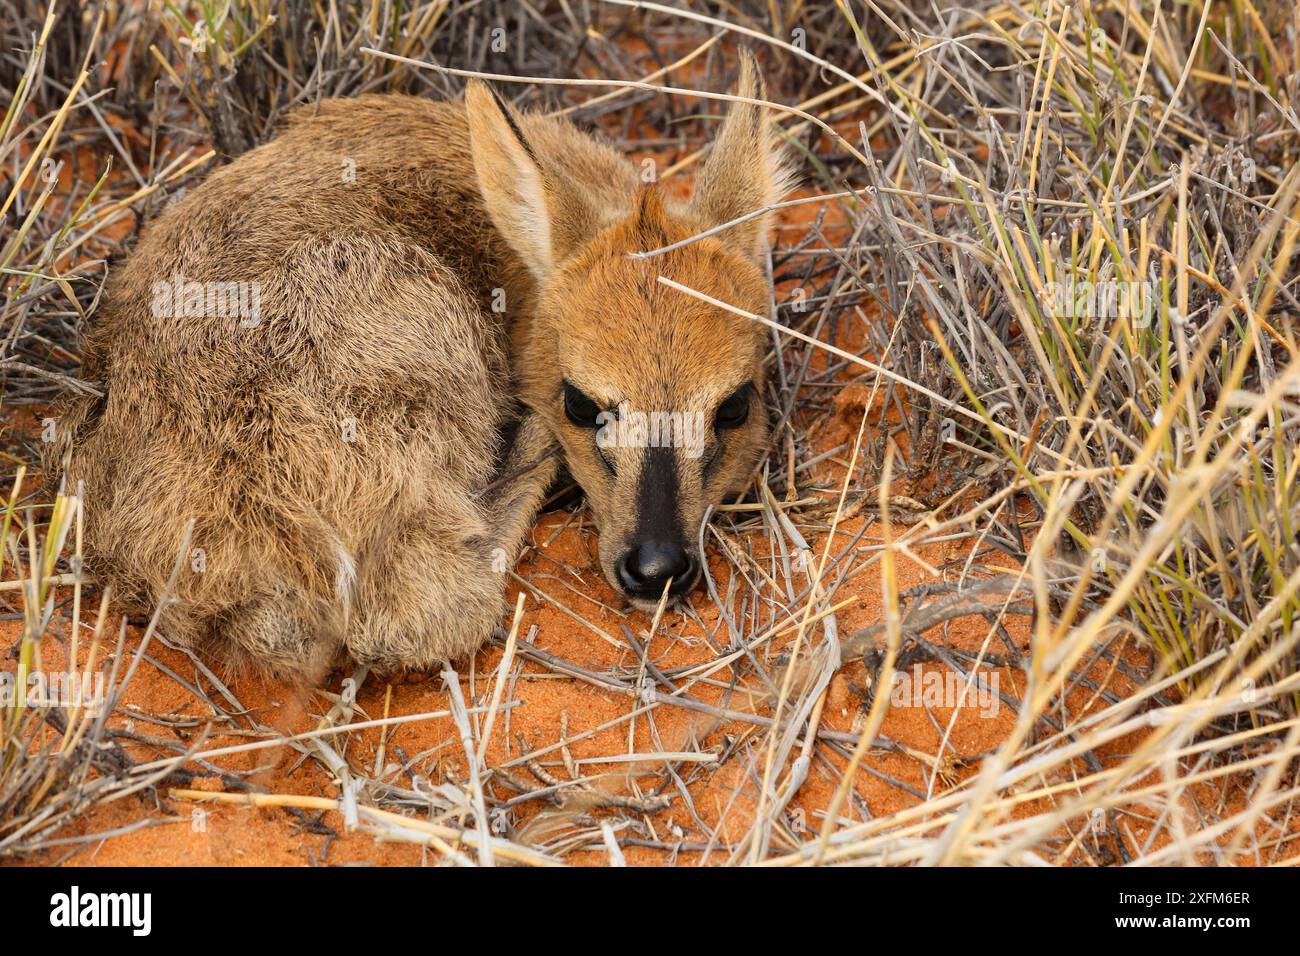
xmin=688 ymin=51 xmax=797 ymax=259
xmin=465 ymin=81 xmax=587 ymax=280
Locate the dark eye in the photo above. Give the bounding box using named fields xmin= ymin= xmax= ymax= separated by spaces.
xmin=564 ymin=381 xmax=603 ymax=428
xmin=715 ymin=384 xmax=752 ymax=429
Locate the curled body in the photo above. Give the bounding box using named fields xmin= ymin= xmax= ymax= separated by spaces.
xmin=51 ymin=54 xmax=792 ymax=683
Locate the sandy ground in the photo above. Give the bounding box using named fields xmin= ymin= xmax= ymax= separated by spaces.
xmin=9 ymin=371 xmax=1269 ymax=866
xmin=3 ymin=521 xmax=1038 ymax=866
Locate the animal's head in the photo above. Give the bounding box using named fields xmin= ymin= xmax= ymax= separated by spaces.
xmin=466 ymin=53 xmax=794 ymax=610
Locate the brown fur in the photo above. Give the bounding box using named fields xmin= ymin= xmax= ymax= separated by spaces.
xmin=50 ymin=53 xmax=792 ymax=683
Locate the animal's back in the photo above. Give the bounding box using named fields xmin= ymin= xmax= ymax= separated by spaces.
xmin=53 ymin=94 xmax=557 ymax=680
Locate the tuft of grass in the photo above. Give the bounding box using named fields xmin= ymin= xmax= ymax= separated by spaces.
xmin=1 ymin=471 xmax=135 ymax=859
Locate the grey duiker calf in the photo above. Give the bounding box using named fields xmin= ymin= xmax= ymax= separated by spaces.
xmin=51 ymin=54 xmax=790 ymax=685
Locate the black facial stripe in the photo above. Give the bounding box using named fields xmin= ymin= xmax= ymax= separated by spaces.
xmin=633 ymin=444 xmax=683 ymax=546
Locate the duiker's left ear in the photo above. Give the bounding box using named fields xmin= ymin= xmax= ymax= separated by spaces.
xmin=465 ymin=81 xmax=595 ymax=279
xmin=689 ymin=50 xmax=797 ymax=258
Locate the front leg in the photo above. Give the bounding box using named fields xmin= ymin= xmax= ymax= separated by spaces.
xmin=476 ymin=412 xmax=561 ymax=568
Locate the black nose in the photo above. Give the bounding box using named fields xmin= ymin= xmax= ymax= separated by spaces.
xmin=616 ymin=541 xmax=698 ymax=600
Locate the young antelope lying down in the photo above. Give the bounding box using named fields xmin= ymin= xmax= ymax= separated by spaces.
xmin=50 ymin=53 xmax=793 ymax=683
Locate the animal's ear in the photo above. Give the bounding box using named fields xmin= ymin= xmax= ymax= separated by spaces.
xmin=464 ymin=81 xmax=590 ymax=279
xmin=688 ymin=50 xmax=796 ymax=259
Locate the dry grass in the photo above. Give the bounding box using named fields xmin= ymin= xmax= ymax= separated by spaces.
xmin=2 ymin=0 xmax=1298 ymax=865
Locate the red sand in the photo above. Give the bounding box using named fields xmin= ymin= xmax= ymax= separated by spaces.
xmin=9 ymin=373 xmax=1267 ymax=866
